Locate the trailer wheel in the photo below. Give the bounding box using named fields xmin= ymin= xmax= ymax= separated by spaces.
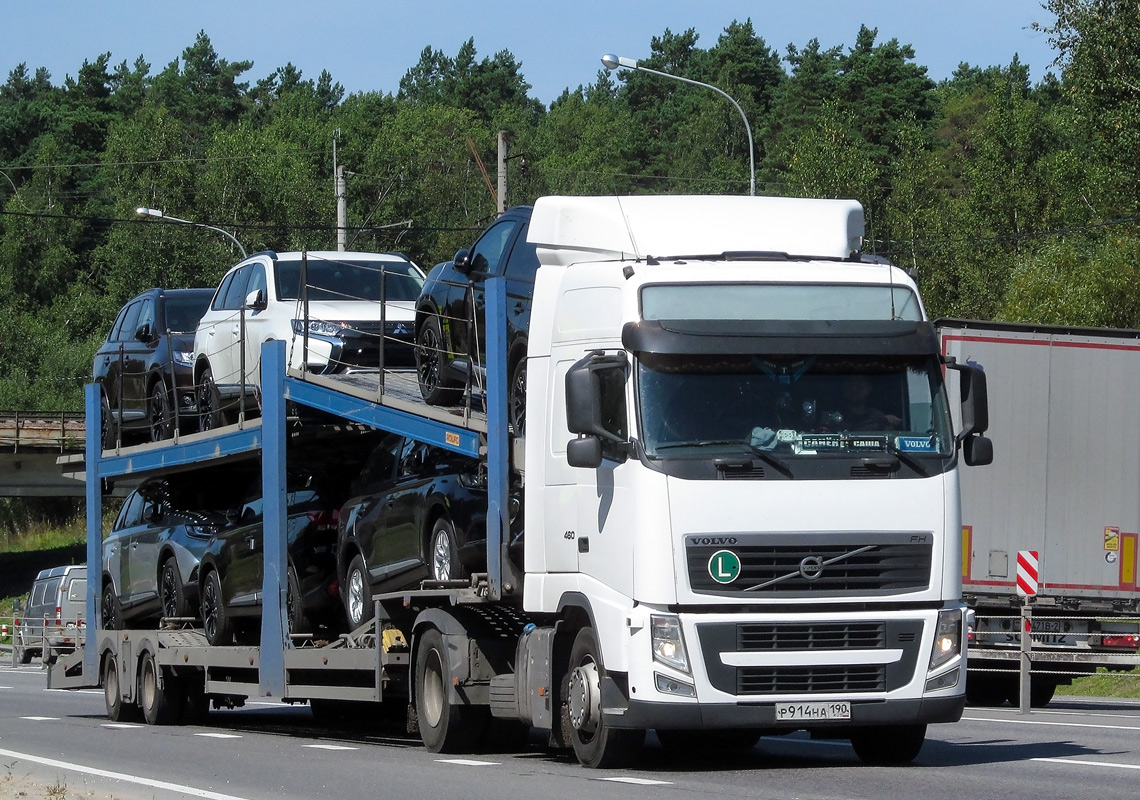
xmin=850 ymin=724 xmax=926 ymax=765
xmin=103 ymin=653 xmax=139 ymax=722
xmin=139 ymin=650 xmax=182 ymax=725
xmin=201 ymin=569 xmax=233 ymax=646
xmin=565 ymin=627 xmax=644 ymax=768
xmin=415 ymin=628 xmax=488 ymax=753
xmin=160 ymin=557 xmax=190 ymax=619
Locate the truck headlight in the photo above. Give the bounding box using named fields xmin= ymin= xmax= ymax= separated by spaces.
xmin=929 ymin=608 xmax=963 ymax=670
xmin=651 ymin=614 xmax=690 ymax=674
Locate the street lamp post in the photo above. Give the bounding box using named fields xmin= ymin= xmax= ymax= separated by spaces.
xmin=601 ymin=53 xmax=756 ymax=196
xmin=135 ymin=207 xmax=248 ymax=258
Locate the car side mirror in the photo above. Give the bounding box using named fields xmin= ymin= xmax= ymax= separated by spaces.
xmin=453 ymin=248 xmax=472 ymax=276
xmin=12 ymin=598 xmax=22 ymax=614
xmin=134 ymin=323 xmax=152 ymax=342
xmin=245 ymin=288 xmax=267 ymax=311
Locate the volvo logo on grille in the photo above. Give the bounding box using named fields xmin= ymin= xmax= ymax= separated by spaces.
xmin=799 ymin=555 xmax=825 ymax=581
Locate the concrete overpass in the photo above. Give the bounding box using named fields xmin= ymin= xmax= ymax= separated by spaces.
xmin=0 ymin=411 xmax=88 ymax=497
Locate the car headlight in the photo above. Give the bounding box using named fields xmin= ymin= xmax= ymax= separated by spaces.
xmin=651 ymin=614 xmax=690 ymax=674
xmin=929 ymin=608 xmax=963 ymax=670
xmin=173 ymin=351 xmax=193 ymax=367
xmin=292 ymin=319 xmax=344 ymax=337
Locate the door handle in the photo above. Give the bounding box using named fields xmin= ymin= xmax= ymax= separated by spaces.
xmin=245 ymin=536 xmax=257 ymax=550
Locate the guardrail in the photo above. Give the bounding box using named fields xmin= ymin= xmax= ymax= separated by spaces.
xmin=0 ymin=412 xmax=85 ymax=451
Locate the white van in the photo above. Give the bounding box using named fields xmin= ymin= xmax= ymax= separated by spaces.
xmin=14 ymin=565 xmax=86 ymax=664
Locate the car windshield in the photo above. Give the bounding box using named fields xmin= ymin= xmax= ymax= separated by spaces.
xmin=164 ymin=294 xmax=212 ymax=333
xmin=275 ymin=259 xmax=424 ymax=303
xmin=637 ymin=352 xmax=953 ymax=459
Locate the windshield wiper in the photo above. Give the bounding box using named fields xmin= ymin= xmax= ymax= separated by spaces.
xmin=655 ymin=439 xmax=796 ymax=478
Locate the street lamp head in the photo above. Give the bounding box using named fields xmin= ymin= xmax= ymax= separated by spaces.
xmin=600 ymin=54 xmax=638 ymax=72
xmin=136 ymin=207 xmax=163 ymax=219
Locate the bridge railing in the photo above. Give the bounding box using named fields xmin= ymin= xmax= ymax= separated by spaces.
xmin=0 ymin=411 xmax=86 ymax=452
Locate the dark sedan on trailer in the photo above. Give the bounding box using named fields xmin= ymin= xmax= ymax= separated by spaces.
xmin=337 ymin=433 xmax=522 ymax=629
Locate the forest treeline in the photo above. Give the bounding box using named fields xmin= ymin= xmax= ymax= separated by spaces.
xmin=1 ymin=0 xmax=1137 ymax=413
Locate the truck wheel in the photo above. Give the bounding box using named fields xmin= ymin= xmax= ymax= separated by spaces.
xmin=430 ymin=518 xmax=465 ymax=582
xmin=565 ymin=627 xmax=644 ymax=768
xmin=201 ymin=569 xmax=233 ymax=646
xmin=415 ymin=316 xmax=462 ymax=406
xmin=139 ymin=651 xmax=182 ymax=725
xmin=344 ymin=554 xmax=371 ymax=630
xmin=103 ymin=653 xmax=139 ymax=722
xmin=102 ymin=583 xmax=123 ymax=631
xmin=850 ymin=724 xmax=926 ymax=765
xmin=1030 ymin=681 xmax=1057 ymax=708
xmin=965 ymin=673 xmax=1010 ymax=707
xmin=160 ymin=557 xmax=190 ymax=619
xmin=415 ymin=628 xmax=488 ymax=753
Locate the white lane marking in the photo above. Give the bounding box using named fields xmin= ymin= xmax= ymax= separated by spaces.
xmin=195 ymin=733 xmax=242 ymax=739
xmin=962 ymin=716 xmax=1140 ymax=732
xmin=20 ymin=716 xmax=59 ymax=721
xmin=0 ymin=746 xmax=251 ymax=800
xmin=436 ymin=758 xmax=500 ymax=766
xmin=1033 ymin=757 xmax=1140 ymax=771
xmin=303 ymin=744 xmax=358 ymax=751
xmin=102 ymin=723 xmax=145 ymax=729
xmin=600 ymin=777 xmax=674 ymax=785
xmin=0 ymin=685 xmax=13 ymax=689
xmin=45 ymin=688 xmax=103 ymax=694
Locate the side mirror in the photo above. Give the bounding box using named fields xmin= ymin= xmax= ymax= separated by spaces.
xmin=958 ymin=364 xmax=989 ymax=437
xmin=245 ymin=288 xmax=267 ymax=311
xmin=453 ymin=249 xmax=472 ymax=276
xmin=963 ymin=434 xmax=993 ymax=466
xmin=12 ymin=598 xmax=22 ymax=614
xmin=134 ymin=323 xmax=152 ymax=342
xmin=567 ymin=437 xmax=603 ymax=469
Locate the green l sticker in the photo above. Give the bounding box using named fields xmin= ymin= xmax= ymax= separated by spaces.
xmin=708 ymin=550 xmax=741 ymax=584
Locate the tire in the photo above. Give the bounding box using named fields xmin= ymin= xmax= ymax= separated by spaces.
xmin=429 ymin=517 xmax=465 ymax=583
xmin=966 ymin=673 xmax=1011 ymax=707
xmin=197 ymin=367 xmax=226 ymax=433
xmin=343 ymin=554 xmax=371 ymax=630
xmin=201 ymin=568 xmax=232 ymax=646
xmin=286 ymin=564 xmax=311 ymax=636
xmin=509 ymin=354 xmax=527 ymax=436
xmin=416 ymin=315 xmax=462 ymax=406
xmin=148 ymin=380 xmax=173 ymax=442
xmin=102 ymin=582 xmax=123 ymax=631
xmin=565 ymin=627 xmax=644 ymax=768
xmin=100 ymin=392 xmax=115 ymax=451
xmin=139 ymin=650 xmax=182 ymax=725
xmin=103 ymin=652 xmax=139 ymax=722
xmin=415 ymin=628 xmax=489 ymax=753
xmin=182 ymin=677 xmax=210 ymax=725
xmin=1030 ymin=680 xmax=1057 ymax=708
xmin=160 ymin=557 xmax=191 ymax=619
xmin=17 ymin=644 xmax=32 ymax=665
xmin=850 ymin=724 xmax=926 ymax=765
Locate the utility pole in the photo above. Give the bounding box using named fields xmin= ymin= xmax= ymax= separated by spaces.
xmin=333 ymin=129 xmax=346 ymax=251
xmin=497 ymin=131 xmax=508 ymax=216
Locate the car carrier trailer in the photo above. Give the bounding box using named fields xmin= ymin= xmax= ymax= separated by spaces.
xmin=52 ymin=195 xmax=992 ymax=768
xmin=941 ymin=320 xmax=1140 ymax=707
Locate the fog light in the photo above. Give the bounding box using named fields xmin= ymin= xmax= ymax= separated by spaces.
xmin=925 ymin=666 xmax=960 ymax=692
xmin=655 ymin=672 xmax=696 ymax=697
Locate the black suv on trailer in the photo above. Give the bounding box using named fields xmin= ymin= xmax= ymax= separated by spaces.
xmin=94 ymin=288 xmax=214 ymax=447
xmin=414 ymin=206 xmax=538 ymax=433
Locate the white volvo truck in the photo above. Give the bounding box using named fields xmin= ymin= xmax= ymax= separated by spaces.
xmin=56 ymin=194 xmax=992 ymax=769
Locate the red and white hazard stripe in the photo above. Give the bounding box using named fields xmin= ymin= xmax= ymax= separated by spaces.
xmin=1016 ymin=550 xmax=1039 ymax=596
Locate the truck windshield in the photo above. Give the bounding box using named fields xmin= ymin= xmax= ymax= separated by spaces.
xmin=637 ymin=353 xmax=953 ymax=460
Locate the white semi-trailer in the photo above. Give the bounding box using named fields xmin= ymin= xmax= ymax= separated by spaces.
xmin=941 ymin=320 xmax=1140 ymax=707
xmin=54 ymin=195 xmax=992 ymax=768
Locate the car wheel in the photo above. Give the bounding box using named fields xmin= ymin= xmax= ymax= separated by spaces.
xmin=159 ymin=557 xmax=190 ymax=619
xmin=415 ymin=627 xmax=489 ymax=753
xmin=139 ymin=650 xmax=182 ymax=725
xmin=286 ymin=563 xmax=311 ymax=636
xmin=149 ymin=380 xmax=173 ymax=442
xmin=343 ymin=554 xmax=371 ymax=630
xmin=509 ymin=355 xmax=527 ymax=436
xmin=197 ymin=367 xmax=226 ymax=433
xmin=416 ymin=315 xmax=462 ymax=406
xmin=201 ymin=568 xmax=232 ymax=646
xmin=430 ymin=517 xmax=465 ymax=583
xmin=103 ymin=652 xmax=139 ymax=722
xmin=565 ymin=626 xmax=645 ymax=768
xmin=100 ymin=392 xmax=115 ymax=451
xmin=101 ymin=582 xmax=123 ymax=631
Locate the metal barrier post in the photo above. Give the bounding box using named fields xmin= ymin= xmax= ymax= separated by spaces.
xmin=1019 ymin=600 xmax=1032 ymax=713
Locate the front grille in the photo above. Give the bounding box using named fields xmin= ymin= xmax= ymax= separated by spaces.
xmin=739 ymin=622 xmax=885 ymax=650
xmin=739 ymin=666 xmax=885 ymax=694
xmin=697 ymin=619 xmax=924 ymax=697
xmin=686 ymin=533 xmax=932 ymax=597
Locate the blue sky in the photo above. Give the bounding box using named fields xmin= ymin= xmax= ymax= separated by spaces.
xmin=2 ymin=1 xmax=1057 ymax=105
